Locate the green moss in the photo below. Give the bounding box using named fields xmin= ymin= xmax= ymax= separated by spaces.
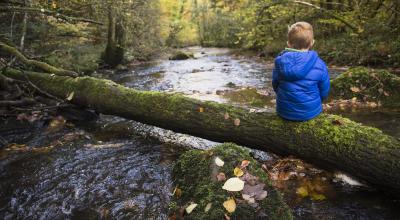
xmin=171 ymin=143 xmax=293 ymax=220
xmin=169 ymin=51 xmax=193 ymax=60
xmin=330 ymin=67 xmax=400 ymax=107
xmin=222 ymin=88 xmax=274 ymax=108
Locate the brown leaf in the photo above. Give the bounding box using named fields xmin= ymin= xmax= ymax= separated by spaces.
xmin=224 ymin=113 xmax=230 ymax=120
xmin=234 ymin=118 xmax=240 ymax=126
xmin=242 ymin=183 xmax=266 ymax=197
xmin=173 ymin=186 xmax=182 ymax=198
xmin=241 ymin=160 xmax=250 ymax=168
xmin=350 ymin=87 xmax=360 ymax=93
xmin=216 ymin=172 xmax=226 ymax=182
xmin=332 ymin=119 xmax=343 ymax=126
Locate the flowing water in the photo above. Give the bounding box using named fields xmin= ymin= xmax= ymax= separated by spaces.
xmin=1 ymin=47 xmax=399 ymax=219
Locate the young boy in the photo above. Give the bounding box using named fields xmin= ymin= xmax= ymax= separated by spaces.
xmin=272 ymin=22 xmax=330 ymax=121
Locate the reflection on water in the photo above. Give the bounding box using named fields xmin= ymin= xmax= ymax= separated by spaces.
xmin=1 ymin=47 xmax=399 ymax=219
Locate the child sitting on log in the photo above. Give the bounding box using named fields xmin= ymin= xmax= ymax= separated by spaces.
xmin=272 ymin=21 xmax=330 ymax=121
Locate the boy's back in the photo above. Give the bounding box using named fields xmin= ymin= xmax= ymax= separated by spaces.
xmin=272 ymin=22 xmax=330 ymax=121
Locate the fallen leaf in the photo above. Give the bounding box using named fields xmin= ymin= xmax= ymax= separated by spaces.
xmin=67 ymin=91 xmax=74 ymax=101
xmin=311 ymin=193 xmax=326 ymax=201
xmin=222 ymin=177 xmax=245 ymax=192
xmin=223 ymin=198 xmax=236 ymax=213
xmin=332 ymin=119 xmax=343 ymax=126
xmin=350 ymin=87 xmax=360 ymax=93
xmin=255 ymin=190 xmax=268 ymax=200
xmin=242 ymin=194 xmax=255 ymax=204
xmin=233 ymin=167 xmax=244 ymax=177
xmin=175 ymin=188 xmax=182 ymax=198
xmin=240 ymin=172 xmax=259 ymax=186
xmin=185 ymin=203 xmax=198 ymax=214
xmin=216 ymin=172 xmax=226 ymax=181
xmin=199 ymin=107 xmax=204 ymax=113
xmin=242 ymin=183 xmax=265 ymax=197
xmin=241 ymin=160 xmax=250 ymax=168
xmin=169 ymin=214 xmax=177 ymax=220
xmin=296 ymin=186 xmax=309 ymax=198
xmin=215 ymin=157 xmax=224 ymax=167
xmin=234 ymin=118 xmax=240 ymax=126
xmin=384 ymin=91 xmax=390 ymax=96
xmin=224 ymin=113 xmax=230 ymax=120
xmin=204 ymin=203 xmax=212 ymax=212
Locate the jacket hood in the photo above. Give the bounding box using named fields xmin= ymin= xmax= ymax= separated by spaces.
xmin=275 ymin=50 xmax=318 ymax=81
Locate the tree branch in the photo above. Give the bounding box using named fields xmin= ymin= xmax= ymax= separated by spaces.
xmin=0 ymin=6 xmax=103 ymax=25
xmin=0 ymin=41 xmax=78 ymax=77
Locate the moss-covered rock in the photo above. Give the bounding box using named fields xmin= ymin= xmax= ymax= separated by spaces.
xmin=171 ymin=143 xmax=293 ymax=220
xmin=330 ymin=67 xmax=400 ymax=107
xmin=169 ymin=51 xmax=193 ymax=60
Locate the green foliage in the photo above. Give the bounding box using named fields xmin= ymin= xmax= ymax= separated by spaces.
xmin=330 ymin=67 xmax=400 ymax=107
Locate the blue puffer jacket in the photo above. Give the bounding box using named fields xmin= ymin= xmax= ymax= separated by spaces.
xmin=272 ymin=50 xmax=330 ymax=121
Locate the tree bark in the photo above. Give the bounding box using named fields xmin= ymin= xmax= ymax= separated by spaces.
xmin=0 ymin=41 xmax=77 ymax=77
xmin=3 ymin=68 xmax=400 ymax=195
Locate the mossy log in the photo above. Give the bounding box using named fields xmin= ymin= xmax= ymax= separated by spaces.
xmin=3 ymin=68 xmax=400 ymax=195
xmin=171 ymin=143 xmax=292 ymax=219
xmin=0 ymin=42 xmax=78 ymax=77
xmin=331 ymin=67 xmax=400 ymax=107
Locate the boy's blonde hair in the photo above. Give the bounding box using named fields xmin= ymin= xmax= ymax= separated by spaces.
xmin=287 ymin=22 xmax=314 ymax=50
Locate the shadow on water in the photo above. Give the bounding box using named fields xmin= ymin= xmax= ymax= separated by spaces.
xmin=1 ymin=46 xmax=399 ymax=219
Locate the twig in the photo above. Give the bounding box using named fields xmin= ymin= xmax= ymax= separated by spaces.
xmin=0 ymin=6 xmax=104 ymax=25
xmin=19 ymin=69 xmax=63 ymax=101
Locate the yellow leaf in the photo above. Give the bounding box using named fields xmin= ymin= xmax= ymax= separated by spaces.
xmin=233 ymin=167 xmax=244 ymax=177
xmin=222 ymin=177 xmax=244 ymax=192
xmin=185 ymin=203 xmax=198 ymax=214
xmin=199 ymin=107 xmax=204 ymax=113
xmin=296 ymin=186 xmax=309 ymax=198
xmin=204 ymin=203 xmax=212 ymax=212
xmin=52 ymin=2 xmax=57 ymax=9
xmin=311 ymin=193 xmax=326 ymax=201
xmin=67 ymin=91 xmax=74 ymax=101
xmin=215 ymin=157 xmax=224 ymax=167
xmin=223 ymin=198 xmax=236 ymax=213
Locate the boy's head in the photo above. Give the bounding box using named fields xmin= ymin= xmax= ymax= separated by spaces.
xmin=287 ymin=22 xmax=314 ymax=50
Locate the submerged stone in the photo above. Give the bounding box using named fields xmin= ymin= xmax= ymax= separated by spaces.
xmin=169 ymin=51 xmax=193 ymax=60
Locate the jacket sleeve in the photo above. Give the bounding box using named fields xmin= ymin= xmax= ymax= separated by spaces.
xmin=318 ymin=66 xmax=330 ymax=100
xmin=272 ymin=60 xmax=280 ymax=93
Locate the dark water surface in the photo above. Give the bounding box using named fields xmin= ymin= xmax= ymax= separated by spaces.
xmin=1 ymin=47 xmax=399 ymax=219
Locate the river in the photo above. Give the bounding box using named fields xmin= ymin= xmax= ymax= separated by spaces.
xmin=0 ymin=47 xmax=399 ymax=219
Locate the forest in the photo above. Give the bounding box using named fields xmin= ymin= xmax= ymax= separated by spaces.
xmin=0 ymin=0 xmax=399 ymax=219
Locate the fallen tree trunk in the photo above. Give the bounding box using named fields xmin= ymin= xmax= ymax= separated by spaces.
xmin=3 ymin=68 xmax=400 ymax=195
